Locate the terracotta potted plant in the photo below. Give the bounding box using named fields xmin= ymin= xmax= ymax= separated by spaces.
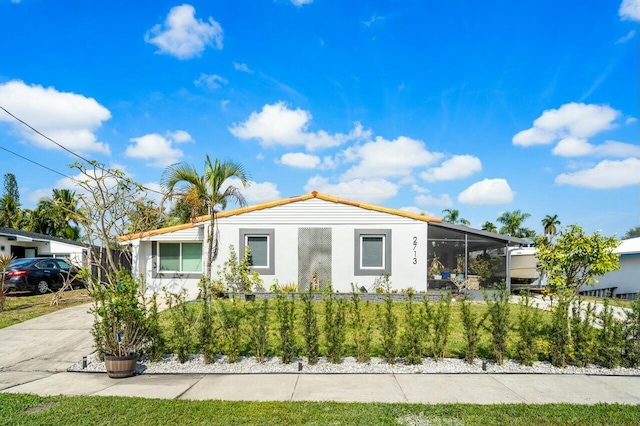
xmin=90 ymin=272 xmax=149 ymax=378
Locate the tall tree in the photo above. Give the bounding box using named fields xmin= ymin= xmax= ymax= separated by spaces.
xmin=541 ymin=214 xmax=561 ymax=239
xmin=162 ymin=156 xmax=250 ymax=278
xmin=481 ymin=221 xmax=497 ymax=233
xmin=497 ymin=210 xmax=535 ymax=238
xmin=623 ymin=226 xmax=640 ymax=239
xmin=441 ymin=209 xmax=470 ymax=226
xmin=0 ymin=173 xmax=22 ymax=228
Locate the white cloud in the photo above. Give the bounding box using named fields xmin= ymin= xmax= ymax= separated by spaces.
xmin=400 ymin=206 xmax=438 ymax=218
xmin=125 ymin=133 xmax=185 ymax=167
xmin=555 ymin=158 xmax=640 ymax=188
xmin=458 ymin=178 xmax=514 ymax=205
xmin=619 ymin=0 xmax=640 ymax=21
xmin=414 ymin=193 xmax=453 ymax=208
xmin=363 ymin=15 xmax=385 ymax=27
xmin=513 ymin=103 xmax=620 ymax=146
xmin=229 ymin=102 xmax=370 ymax=150
xmin=221 ymin=100 xmax=230 ymax=110
xmin=233 ymin=62 xmax=253 ymax=73
xmin=291 ymin=0 xmax=313 ymax=6
xmin=420 ymin=155 xmax=482 ymax=182
xmin=304 ymin=176 xmax=398 ymax=204
xmin=553 ymin=138 xmax=640 ymax=158
xmin=167 ymin=130 xmax=193 ymax=143
xmin=626 ymin=117 xmax=637 ymax=124
xmin=0 ymin=80 xmax=111 ymax=155
xmin=615 ymin=30 xmax=636 ymax=44
xmin=279 ymin=152 xmax=320 ymax=169
xmin=144 ymin=4 xmax=223 ymax=60
xmin=194 ymin=73 xmax=228 ymax=90
xmin=224 ymin=178 xmax=280 ymax=204
xmin=341 ymin=136 xmax=443 ymax=180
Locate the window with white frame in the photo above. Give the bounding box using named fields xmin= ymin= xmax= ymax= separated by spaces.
xmin=239 ymin=229 xmax=275 ymax=275
xmin=354 ymin=229 xmax=391 ymax=275
xmin=158 ymin=242 xmax=203 ymax=273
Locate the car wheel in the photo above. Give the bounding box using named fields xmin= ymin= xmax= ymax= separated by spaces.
xmin=35 ymin=280 xmax=50 ymax=294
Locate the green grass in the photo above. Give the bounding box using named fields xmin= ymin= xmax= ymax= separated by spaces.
xmin=579 ymin=296 xmax=633 ymax=309
xmin=0 ymin=394 xmax=637 ymax=426
xmin=159 ymin=297 xmax=552 ymax=362
xmin=0 ymin=289 xmax=92 ymax=329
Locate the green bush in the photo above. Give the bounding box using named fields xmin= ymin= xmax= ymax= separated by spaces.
xmin=399 ymin=289 xmax=424 ymax=365
xmin=324 ymin=288 xmax=347 ymax=364
xmin=570 ymin=299 xmax=597 ymax=367
xmin=247 ymin=298 xmax=270 ymax=363
xmin=515 ymin=290 xmax=542 ymax=366
xmin=301 ymin=289 xmax=320 ymax=364
xmin=350 ymin=287 xmax=372 ymax=363
xmin=427 ymin=292 xmax=452 ymax=361
xmin=460 ymin=297 xmax=486 ymax=364
xmin=275 ymin=290 xmax=296 ymax=363
xmin=165 ymin=290 xmax=198 ymax=363
xmin=484 ymin=286 xmax=511 ymax=365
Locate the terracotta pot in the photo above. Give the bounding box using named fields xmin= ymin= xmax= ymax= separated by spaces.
xmin=104 ymin=354 xmax=138 ymax=378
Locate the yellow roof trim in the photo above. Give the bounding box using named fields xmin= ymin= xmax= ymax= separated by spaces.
xmin=118 ymin=191 xmax=441 ymax=242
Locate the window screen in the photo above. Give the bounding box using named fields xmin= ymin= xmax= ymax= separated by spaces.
xmin=181 ymin=243 xmax=202 ymax=272
xmin=247 ymin=235 xmax=268 ymax=267
xmin=159 ymin=243 xmax=180 ymax=271
xmin=361 ymin=236 xmax=384 ymax=268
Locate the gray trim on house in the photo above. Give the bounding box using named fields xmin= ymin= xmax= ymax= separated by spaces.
xmin=239 ymin=228 xmax=275 ymax=275
xmin=354 ymin=229 xmax=392 ymax=276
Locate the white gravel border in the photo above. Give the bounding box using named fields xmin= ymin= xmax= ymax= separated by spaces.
xmin=69 ymin=353 xmax=640 ymax=376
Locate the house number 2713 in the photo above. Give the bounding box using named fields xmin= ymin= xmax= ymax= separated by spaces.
xmin=412 ymin=236 xmax=417 ymax=264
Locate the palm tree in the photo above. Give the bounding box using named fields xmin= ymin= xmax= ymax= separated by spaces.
xmin=497 ymin=210 xmax=535 ymax=238
xmin=162 ymin=156 xmax=250 ymax=278
xmin=0 ymin=195 xmax=22 ymax=228
xmin=441 ymin=209 xmax=470 ymax=226
xmin=541 ymin=214 xmax=560 ymax=238
xmin=481 ymin=221 xmax=497 ymax=233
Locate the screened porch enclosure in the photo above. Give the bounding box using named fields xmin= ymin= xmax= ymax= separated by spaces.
xmin=427 ymin=224 xmax=510 ymax=291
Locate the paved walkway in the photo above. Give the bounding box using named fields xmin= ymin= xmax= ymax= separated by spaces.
xmin=0 ymin=303 xmax=638 ymax=404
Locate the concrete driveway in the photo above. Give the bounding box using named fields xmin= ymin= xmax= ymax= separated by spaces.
xmin=0 ymin=303 xmax=94 ymax=372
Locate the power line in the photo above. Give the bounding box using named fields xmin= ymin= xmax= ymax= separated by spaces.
xmin=0 ymin=145 xmax=72 ymax=180
xmin=0 ymin=105 xmax=164 ymax=196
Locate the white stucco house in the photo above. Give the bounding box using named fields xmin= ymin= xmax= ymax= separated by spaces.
xmin=0 ymin=226 xmax=87 ymax=266
xmin=579 ymin=237 xmax=640 ymax=300
xmin=119 ymin=191 xmax=528 ymax=295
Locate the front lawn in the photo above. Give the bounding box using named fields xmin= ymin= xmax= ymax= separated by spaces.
xmin=0 ymin=289 xmax=92 ymax=329
xmin=0 ymin=394 xmax=637 ymax=425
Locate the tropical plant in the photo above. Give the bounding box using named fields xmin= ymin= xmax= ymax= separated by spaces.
xmin=162 ymin=155 xmax=250 ymax=279
xmin=460 ymin=297 xmax=486 ymax=364
xmin=399 ymin=289 xmax=424 ymax=365
xmin=497 ymin=209 xmax=535 ymax=238
xmin=481 ymin=221 xmax=497 ymax=233
xmin=623 ymin=226 xmax=640 ymax=239
xmin=515 ymin=290 xmax=542 ymax=366
xmin=484 ymin=286 xmax=510 ymax=365
xmin=541 ymin=214 xmax=561 ymax=239
xmin=535 ymin=225 xmax=620 ymax=303
xmin=441 ymin=209 xmax=470 ymax=226
xmin=0 ymin=173 xmax=22 ymax=228
xmin=0 ymin=253 xmax=15 ymax=312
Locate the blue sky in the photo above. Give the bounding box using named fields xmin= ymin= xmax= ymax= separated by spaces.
xmin=0 ymin=0 xmax=638 ymax=237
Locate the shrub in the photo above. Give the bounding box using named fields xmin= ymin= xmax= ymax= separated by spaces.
xmin=622 ymin=298 xmax=640 ymax=367
xmin=460 ymin=297 xmax=486 ymax=364
xmin=144 ymin=292 xmax=166 ymax=362
xmin=400 ymin=289 xmax=424 ymax=365
xmin=515 ymin=290 xmax=542 ymax=366
xmin=275 ymin=290 xmax=296 ymax=363
xmin=570 ymin=299 xmax=597 ymax=367
xmin=165 ymin=290 xmax=197 ymax=363
xmin=247 ymin=298 xmax=270 ymax=363
xmin=597 ymin=299 xmax=624 ymax=368
xmin=484 ymin=286 xmax=510 ymax=365
xmin=427 ymin=292 xmax=452 ymax=361
xmin=350 ymin=285 xmax=372 ymax=363
xmin=324 ymin=288 xmax=347 ymax=364
xmin=549 ymin=298 xmax=570 ymax=368
xmin=378 ymin=282 xmax=398 ymax=364
xmin=301 ymin=289 xmax=320 ymax=364
xmin=218 ymin=296 xmax=244 ymax=363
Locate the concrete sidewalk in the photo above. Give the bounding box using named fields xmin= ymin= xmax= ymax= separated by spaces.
xmin=0 ymin=302 xmax=638 ymax=405
xmin=1 ymin=371 xmax=638 ymax=404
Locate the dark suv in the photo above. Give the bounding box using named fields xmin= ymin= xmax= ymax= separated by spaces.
xmin=3 ymin=257 xmax=81 ymax=294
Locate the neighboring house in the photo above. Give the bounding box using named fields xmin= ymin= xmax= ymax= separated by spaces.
xmin=0 ymin=226 xmax=87 ymax=266
xmin=118 ymin=191 xmax=527 ymax=295
xmin=580 ymin=237 xmax=640 ymax=300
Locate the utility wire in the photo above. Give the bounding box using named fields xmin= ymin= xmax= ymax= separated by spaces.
xmin=0 ymin=145 xmax=72 ymax=180
xmin=0 ymin=105 xmax=164 ymax=196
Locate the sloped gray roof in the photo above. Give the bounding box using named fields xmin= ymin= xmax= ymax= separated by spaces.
xmin=0 ymin=227 xmax=84 ymax=247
